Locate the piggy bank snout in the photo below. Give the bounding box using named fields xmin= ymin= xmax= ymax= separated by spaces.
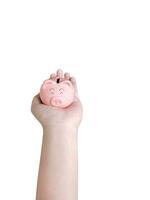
xmin=50 ymin=97 xmax=63 ymax=107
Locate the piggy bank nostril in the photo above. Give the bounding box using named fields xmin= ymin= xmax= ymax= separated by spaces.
xmin=58 ymin=99 xmax=62 ymax=104
xmin=51 ymin=98 xmax=62 ymax=106
xmin=55 ymin=100 xmax=59 ymax=104
xmin=56 ymin=99 xmax=62 ymax=104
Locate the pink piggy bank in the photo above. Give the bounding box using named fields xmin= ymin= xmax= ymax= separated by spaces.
xmin=40 ymin=79 xmax=75 ymax=108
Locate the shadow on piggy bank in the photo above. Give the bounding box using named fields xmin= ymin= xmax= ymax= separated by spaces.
xmin=40 ymin=79 xmax=75 ymax=108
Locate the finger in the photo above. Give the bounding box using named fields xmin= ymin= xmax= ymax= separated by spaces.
xmin=56 ymin=69 xmax=63 ymax=78
xmin=64 ymin=72 xmax=70 ymax=80
xmin=69 ymin=96 xmax=83 ymax=113
xmin=32 ymin=94 xmax=42 ymax=106
xmin=70 ymin=76 xmax=78 ymax=96
xmin=50 ymin=73 xmax=56 ymax=80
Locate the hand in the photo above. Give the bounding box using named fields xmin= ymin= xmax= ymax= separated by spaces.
xmin=31 ymin=69 xmax=83 ymax=130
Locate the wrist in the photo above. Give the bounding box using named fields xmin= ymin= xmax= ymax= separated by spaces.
xmin=43 ymin=124 xmax=78 ymax=137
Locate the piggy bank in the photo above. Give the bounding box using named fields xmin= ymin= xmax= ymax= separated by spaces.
xmin=40 ymin=79 xmax=75 ymax=108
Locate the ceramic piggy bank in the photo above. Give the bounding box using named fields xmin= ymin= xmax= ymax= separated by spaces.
xmin=40 ymin=79 xmax=75 ymax=108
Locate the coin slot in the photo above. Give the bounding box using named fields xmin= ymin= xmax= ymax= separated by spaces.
xmin=57 ymin=78 xmax=60 ymax=83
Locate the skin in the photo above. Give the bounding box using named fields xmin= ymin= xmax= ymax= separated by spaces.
xmin=31 ymin=69 xmax=83 ymax=200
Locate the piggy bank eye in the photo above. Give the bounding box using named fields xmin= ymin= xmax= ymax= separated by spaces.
xmin=49 ymin=88 xmax=55 ymax=94
xmin=59 ymin=88 xmax=64 ymax=95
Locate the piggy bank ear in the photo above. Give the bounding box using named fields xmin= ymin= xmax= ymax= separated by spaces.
xmin=62 ymin=80 xmax=72 ymax=87
xmin=42 ymin=79 xmax=55 ymax=89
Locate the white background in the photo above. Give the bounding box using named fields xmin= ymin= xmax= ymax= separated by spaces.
xmin=0 ymin=0 xmax=150 ymax=199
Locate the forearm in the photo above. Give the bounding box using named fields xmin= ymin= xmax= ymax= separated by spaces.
xmin=36 ymin=126 xmax=78 ymax=200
